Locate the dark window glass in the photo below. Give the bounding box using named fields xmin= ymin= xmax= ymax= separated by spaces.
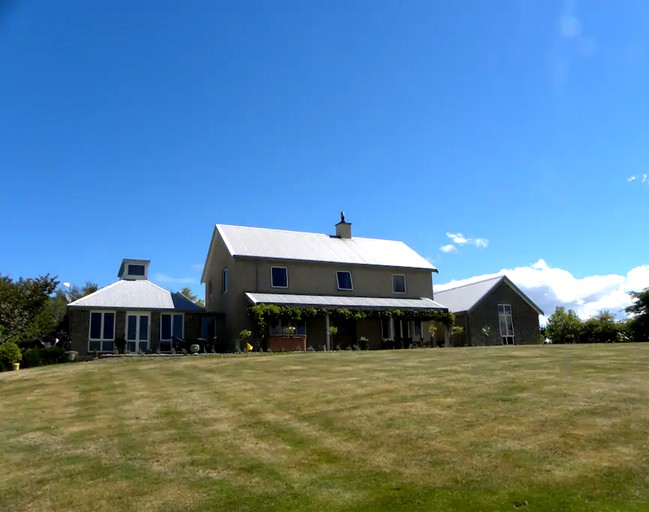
xmin=271 ymin=267 xmax=288 ymax=288
xmin=140 ymin=316 xmax=149 ymax=340
xmin=393 ymin=275 xmax=406 ymax=293
xmin=90 ymin=313 xmax=102 ymax=339
xmin=103 ymin=313 xmax=115 ymax=339
xmin=127 ymin=315 xmax=137 ymax=340
xmin=161 ymin=314 xmax=172 ymax=340
xmin=336 ymin=271 xmax=353 ymax=290
xmin=173 ymin=314 xmax=183 ymax=338
xmin=222 ymin=268 xmax=229 ymax=293
xmin=128 ymin=264 xmax=145 ymax=276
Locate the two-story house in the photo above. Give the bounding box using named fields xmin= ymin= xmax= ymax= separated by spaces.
xmin=201 ymin=215 xmax=448 ymax=351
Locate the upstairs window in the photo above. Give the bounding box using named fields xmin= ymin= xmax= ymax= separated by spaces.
xmin=498 ymin=304 xmax=515 ymax=345
xmin=222 ymin=267 xmax=229 ymax=293
xmin=393 ymin=274 xmax=406 ymax=294
xmin=271 ymin=267 xmax=288 ymax=288
xmin=336 ymin=271 xmax=353 ymax=291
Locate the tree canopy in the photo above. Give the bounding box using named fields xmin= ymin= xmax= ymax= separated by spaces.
xmin=179 ymin=287 xmax=205 ymax=307
xmin=0 ymin=274 xmax=59 ymax=345
xmin=625 ymin=288 xmax=649 ymax=341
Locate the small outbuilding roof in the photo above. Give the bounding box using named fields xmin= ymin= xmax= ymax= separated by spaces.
xmin=67 ymin=279 xmax=203 ymax=311
xmin=246 ymin=292 xmax=447 ymax=311
xmin=434 ymin=275 xmax=543 ymax=315
xmin=202 ymin=224 xmax=436 ymax=283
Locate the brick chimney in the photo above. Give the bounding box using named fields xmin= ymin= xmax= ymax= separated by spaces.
xmin=335 ymin=211 xmax=352 ymax=239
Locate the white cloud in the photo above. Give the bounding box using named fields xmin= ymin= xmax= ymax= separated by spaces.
xmin=627 ymin=174 xmax=649 ymax=185
xmin=153 ymin=273 xmax=197 ymax=285
xmin=440 ymin=244 xmax=458 ymax=253
xmin=445 ymin=232 xmax=489 ymax=249
xmin=435 ymin=259 xmax=649 ymax=320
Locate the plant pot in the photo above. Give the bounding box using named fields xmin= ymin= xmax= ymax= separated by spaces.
xmin=65 ymin=351 xmax=78 ymax=362
xmin=12 ymin=362 xmax=20 ymax=371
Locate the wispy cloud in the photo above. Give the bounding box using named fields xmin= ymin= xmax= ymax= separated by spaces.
xmin=153 ymin=273 xmax=197 ymax=285
xmin=440 ymin=244 xmax=458 ymax=254
xmin=435 ymin=259 xmax=649 ymax=322
xmin=627 ymin=174 xmax=648 ymax=185
xmin=440 ymin=232 xmax=489 ymax=254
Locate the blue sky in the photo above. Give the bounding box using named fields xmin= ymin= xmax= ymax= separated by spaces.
xmin=1 ymin=0 xmax=648 ymax=319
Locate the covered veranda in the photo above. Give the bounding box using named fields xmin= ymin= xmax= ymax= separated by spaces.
xmin=246 ymin=293 xmax=451 ymax=350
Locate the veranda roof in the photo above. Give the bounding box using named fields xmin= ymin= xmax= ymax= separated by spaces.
xmin=245 ymin=292 xmax=447 ymax=311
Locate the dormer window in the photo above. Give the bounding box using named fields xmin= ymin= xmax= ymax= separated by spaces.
xmin=118 ymin=258 xmax=150 ymax=280
xmin=336 ymin=271 xmax=353 ymax=291
xmin=128 ymin=264 xmax=145 ymax=277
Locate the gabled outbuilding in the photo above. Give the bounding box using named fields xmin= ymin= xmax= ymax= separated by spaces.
xmin=434 ymin=275 xmax=543 ymax=346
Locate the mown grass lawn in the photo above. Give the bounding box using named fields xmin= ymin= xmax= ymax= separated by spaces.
xmin=1 ymin=344 xmax=649 ymax=511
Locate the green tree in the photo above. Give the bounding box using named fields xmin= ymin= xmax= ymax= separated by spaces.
xmin=581 ymin=311 xmax=618 ymax=343
xmin=545 ymin=306 xmax=582 ymax=344
xmin=625 ymin=288 xmax=649 ymax=341
xmin=0 ymin=274 xmax=59 ymax=345
xmin=179 ymin=287 xmax=205 ymax=307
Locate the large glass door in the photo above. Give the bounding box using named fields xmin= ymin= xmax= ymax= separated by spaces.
xmin=126 ymin=312 xmax=150 ymax=353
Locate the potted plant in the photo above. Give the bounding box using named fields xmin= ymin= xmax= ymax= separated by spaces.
xmin=0 ymin=342 xmax=22 ymax=371
xmin=282 ymin=325 xmax=296 ymax=336
xmin=359 ymin=336 xmax=369 ymax=350
xmin=239 ymin=329 xmax=253 ymax=351
xmin=328 ymin=326 xmax=338 ymax=349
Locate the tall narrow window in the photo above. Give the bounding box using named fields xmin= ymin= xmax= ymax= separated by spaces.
xmin=498 ymin=304 xmax=515 ymax=345
xmin=271 ymin=267 xmax=288 ymax=288
xmin=336 ymin=271 xmax=353 ymax=291
xmin=160 ymin=313 xmax=184 ymax=352
xmin=222 ymin=267 xmax=229 ymax=293
xmin=88 ymin=311 xmax=115 ymax=353
xmin=393 ymin=274 xmax=406 ymax=294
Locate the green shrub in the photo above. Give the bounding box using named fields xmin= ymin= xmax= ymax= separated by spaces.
xmin=21 ymin=348 xmax=43 ymax=368
xmin=41 ymin=346 xmax=66 ymax=365
xmin=20 ymin=346 xmax=67 ymax=369
xmin=0 ymin=342 xmax=22 ymax=372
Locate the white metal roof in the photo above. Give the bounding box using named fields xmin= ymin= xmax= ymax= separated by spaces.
xmin=246 ymin=292 xmax=447 ymax=310
xmin=434 ymin=275 xmax=543 ymax=315
xmin=67 ymin=280 xmax=204 ymax=311
xmin=214 ymin=224 xmax=437 ymax=271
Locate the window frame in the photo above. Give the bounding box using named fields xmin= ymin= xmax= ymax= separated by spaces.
xmin=126 ymin=311 xmax=150 ymax=353
xmin=88 ymin=310 xmax=116 ymax=353
xmin=127 ymin=264 xmax=145 ymax=276
xmin=222 ymin=267 xmax=229 ymax=294
xmin=336 ymin=270 xmax=354 ymax=291
xmin=498 ymin=304 xmax=515 ymax=345
xmin=392 ymin=274 xmax=407 ymax=294
xmin=160 ymin=312 xmax=184 ymax=352
xmin=270 ymin=266 xmax=289 ymax=289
